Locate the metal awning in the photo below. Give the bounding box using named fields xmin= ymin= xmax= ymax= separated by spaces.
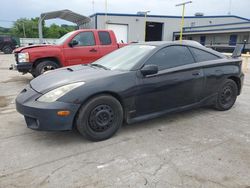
xmin=40 ymin=9 xmax=91 ymax=26
xmin=39 ymin=9 xmax=91 ymax=43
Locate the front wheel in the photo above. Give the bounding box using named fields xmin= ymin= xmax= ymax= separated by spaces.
xmin=214 ymin=79 xmax=238 ymax=111
xmin=32 ymin=60 xmax=59 ymax=77
xmin=76 ymin=95 xmax=123 ymax=141
xmin=2 ymin=46 xmax=13 ymax=54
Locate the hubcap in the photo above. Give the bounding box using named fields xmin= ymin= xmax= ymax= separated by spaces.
xmin=89 ymin=105 xmax=114 ymax=132
xmin=41 ymin=65 xmax=56 ymax=74
xmin=220 ymin=86 xmax=233 ymax=105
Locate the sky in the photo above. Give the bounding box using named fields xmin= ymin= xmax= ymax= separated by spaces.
xmin=0 ymin=0 xmax=250 ymax=27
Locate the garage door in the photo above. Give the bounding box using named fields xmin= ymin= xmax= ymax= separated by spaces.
xmin=107 ymin=24 xmax=128 ymax=43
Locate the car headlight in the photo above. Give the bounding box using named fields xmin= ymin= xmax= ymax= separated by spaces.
xmin=18 ymin=52 xmax=29 ymax=63
xmin=37 ymin=82 xmax=85 ymax=103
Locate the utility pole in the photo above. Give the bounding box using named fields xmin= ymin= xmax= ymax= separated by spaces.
xmin=144 ymin=11 xmax=150 ymax=42
xmin=92 ymin=0 xmax=95 ymax=14
xmin=176 ymin=1 xmax=192 ymax=43
xmin=137 ymin=11 xmax=151 ymax=42
xmin=22 ymin=22 xmax=26 ymax=38
xmin=228 ymin=0 xmax=232 ymax=15
xmin=105 ymin=0 xmax=108 ymax=29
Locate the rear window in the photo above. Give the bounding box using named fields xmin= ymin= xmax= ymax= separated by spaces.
xmin=189 ymin=47 xmax=220 ymax=62
xmin=98 ymin=31 xmax=112 ymax=45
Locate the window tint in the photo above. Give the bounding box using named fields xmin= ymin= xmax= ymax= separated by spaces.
xmin=189 ymin=47 xmax=219 ymax=62
xmin=98 ymin=31 xmax=112 ymax=45
xmin=72 ymin=32 xmax=95 ymax=46
xmin=146 ymin=46 xmax=195 ymax=70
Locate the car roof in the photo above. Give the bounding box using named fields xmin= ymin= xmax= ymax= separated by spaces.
xmin=136 ymin=40 xmax=225 ymax=58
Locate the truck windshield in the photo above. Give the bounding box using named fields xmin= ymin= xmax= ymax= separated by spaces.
xmin=92 ymin=45 xmax=156 ymax=71
xmin=55 ymin=31 xmax=75 ymax=45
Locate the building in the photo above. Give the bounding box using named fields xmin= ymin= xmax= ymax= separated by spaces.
xmin=81 ymin=13 xmax=250 ymax=52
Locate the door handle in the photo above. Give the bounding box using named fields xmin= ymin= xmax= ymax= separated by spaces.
xmin=89 ymin=48 xmax=97 ymax=52
xmin=192 ymin=71 xmax=200 ymax=76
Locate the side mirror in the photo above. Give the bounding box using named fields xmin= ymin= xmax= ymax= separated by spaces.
xmin=69 ymin=40 xmax=79 ymax=47
xmin=141 ymin=64 xmax=158 ymax=76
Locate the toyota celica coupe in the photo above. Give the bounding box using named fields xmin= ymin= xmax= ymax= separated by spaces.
xmin=16 ymin=41 xmax=244 ymax=141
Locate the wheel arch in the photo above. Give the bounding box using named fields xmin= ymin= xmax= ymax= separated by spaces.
xmin=227 ymin=76 xmax=241 ymax=95
xmin=81 ymin=91 xmax=125 ymax=113
xmin=33 ymin=57 xmax=62 ymax=68
xmin=72 ymin=91 xmax=125 ymax=129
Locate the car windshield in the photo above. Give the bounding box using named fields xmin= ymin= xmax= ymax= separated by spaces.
xmin=55 ymin=31 xmax=75 ymax=45
xmin=92 ymin=45 xmax=156 ymax=71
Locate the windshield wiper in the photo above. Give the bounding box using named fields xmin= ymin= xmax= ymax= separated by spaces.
xmin=90 ymin=64 xmax=110 ymax=70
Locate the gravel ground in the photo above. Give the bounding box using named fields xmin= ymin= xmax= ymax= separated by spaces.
xmin=0 ymin=54 xmax=250 ymax=188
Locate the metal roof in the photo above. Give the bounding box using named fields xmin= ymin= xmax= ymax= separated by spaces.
xmin=40 ymin=9 xmax=91 ymax=26
xmin=38 ymin=9 xmax=91 ymax=43
xmin=89 ymin=13 xmax=250 ymax=21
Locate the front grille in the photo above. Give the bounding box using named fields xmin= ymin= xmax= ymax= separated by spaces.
xmin=25 ymin=116 xmax=39 ymax=129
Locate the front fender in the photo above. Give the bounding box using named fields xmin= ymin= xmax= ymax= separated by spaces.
xmin=22 ymin=46 xmax=64 ymax=65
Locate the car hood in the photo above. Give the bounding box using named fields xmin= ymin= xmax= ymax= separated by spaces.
xmin=30 ymin=65 xmax=124 ymax=93
xmin=14 ymin=44 xmax=57 ymax=53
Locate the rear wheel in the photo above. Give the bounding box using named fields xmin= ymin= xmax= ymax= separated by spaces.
xmin=32 ymin=60 xmax=59 ymax=77
xmin=2 ymin=45 xmax=13 ymax=54
xmin=76 ymin=95 xmax=123 ymax=141
xmin=214 ymin=79 xmax=238 ymax=111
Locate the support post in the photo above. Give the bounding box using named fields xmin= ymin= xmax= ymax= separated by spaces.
xmin=105 ymin=0 xmax=107 ymax=29
xmin=143 ymin=11 xmax=150 ymax=42
xmin=38 ymin=16 xmax=43 ymax=44
xmin=180 ymin=4 xmax=185 ymax=43
xmin=176 ymin=1 xmax=192 ymax=43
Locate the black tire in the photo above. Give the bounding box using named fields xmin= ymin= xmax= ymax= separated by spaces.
xmin=32 ymin=60 xmax=59 ymax=77
xmin=2 ymin=46 xmax=13 ymax=54
xmin=76 ymin=95 xmax=123 ymax=141
xmin=214 ymin=79 xmax=238 ymax=111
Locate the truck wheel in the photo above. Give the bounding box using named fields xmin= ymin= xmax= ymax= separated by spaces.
xmin=76 ymin=95 xmax=123 ymax=141
xmin=33 ymin=60 xmax=59 ymax=77
xmin=214 ymin=79 xmax=238 ymax=111
xmin=2 ymin=46 xmax=13 ymax=54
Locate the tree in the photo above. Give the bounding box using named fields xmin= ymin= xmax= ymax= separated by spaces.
xmin=0 ymin=27 xmax=11 ymax=35
xmin=10 ymin=17 xmax=76 ymax=38
xmin=11 ymin=17 xmax=41 ymax=38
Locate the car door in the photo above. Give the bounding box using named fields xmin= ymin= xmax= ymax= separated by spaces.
xmin=188 ymin=47 xmax=224 ymax=100
xmin=135 ymin=45 xmax=204 ymax=116
xmin=63 ymin=31 xmax=100 ymax=65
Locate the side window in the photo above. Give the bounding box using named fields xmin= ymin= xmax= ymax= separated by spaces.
xmin=146 ymin=46 xmax=195 ymax=70
xmin=98 ymin=31 xmax=112 ymax=45
xmin=189 ymin=47 xmax=220 ymax=62
xmin=72 ymin=32 xmax=95 ymax=46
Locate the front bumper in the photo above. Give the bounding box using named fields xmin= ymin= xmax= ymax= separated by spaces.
xmin=16 ymin=85 xmax=80 ymax=131
xmin=10 ymin=62 xmax=32 ymax=73
xmin=9 ymin=53 xmax=32 ymax=73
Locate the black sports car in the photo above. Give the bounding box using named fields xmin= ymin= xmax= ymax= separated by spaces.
xmin=16 ymin=41 xmax=244 ymax=141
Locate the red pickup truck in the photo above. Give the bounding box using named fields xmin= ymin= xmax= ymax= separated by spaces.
xmin=12 ymin=29 xmax=126 ymax=77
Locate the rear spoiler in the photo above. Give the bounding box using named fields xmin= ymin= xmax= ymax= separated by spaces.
xmin=232 ymin=44 xmax=244 ymax=58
